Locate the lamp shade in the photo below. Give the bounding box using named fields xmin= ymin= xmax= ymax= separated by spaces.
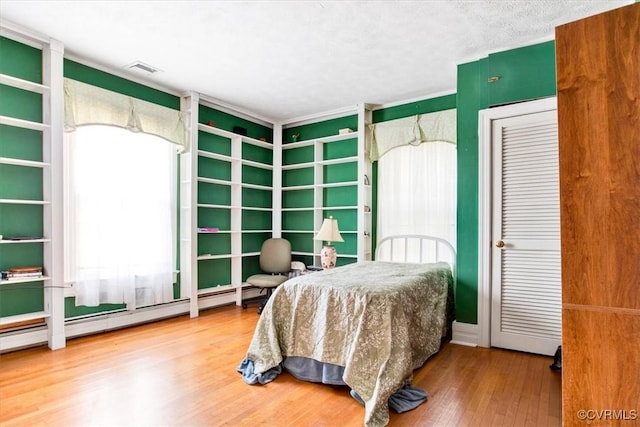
xmin=313 ymin=216 xmax=344 ymax=244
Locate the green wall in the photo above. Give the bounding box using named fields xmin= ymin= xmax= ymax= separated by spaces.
xmin=3 ymin=33 xmax=557 ymax=326
xmin=455 ymin=40 xmax=556 ymax=324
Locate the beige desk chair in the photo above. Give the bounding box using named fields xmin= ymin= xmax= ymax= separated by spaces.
xmin=242 ymin=238 xmax=291 ymax=314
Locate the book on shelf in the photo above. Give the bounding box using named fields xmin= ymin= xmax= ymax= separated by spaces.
xmin=0 ymin=236 xmax=43 ymax=241
xmin=197 ymin=227 xmax=219 ymax=233
xmin=1 ymin=266 xmax=44 ymax=280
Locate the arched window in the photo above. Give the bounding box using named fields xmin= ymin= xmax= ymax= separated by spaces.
xmin=64 ymin=125 xmax=176 ymax=309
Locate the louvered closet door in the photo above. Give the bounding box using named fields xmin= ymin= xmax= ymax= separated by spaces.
xmin=490 ymin=109 xmax=561 ymax=356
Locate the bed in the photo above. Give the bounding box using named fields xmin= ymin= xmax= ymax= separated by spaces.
xmin=237 ymin=235 xmax=455 ymax=427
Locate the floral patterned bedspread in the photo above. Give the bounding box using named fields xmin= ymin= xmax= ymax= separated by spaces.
xmin=241 ymin=261 xmax=453 ymax=427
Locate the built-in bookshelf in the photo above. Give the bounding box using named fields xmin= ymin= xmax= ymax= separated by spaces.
xmin=0 ymin=32 xmax=64 ymax=349
xmin=281 ymin=106 xmax=372 ymax=267
xmin=180 ymin=93 xmax=276 ymax=315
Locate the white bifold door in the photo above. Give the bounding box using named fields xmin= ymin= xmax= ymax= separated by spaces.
xmin=489 ymin=101 xmax=561 ymax=356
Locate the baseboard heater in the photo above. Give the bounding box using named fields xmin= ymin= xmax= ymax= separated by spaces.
xmin=0 ymin=287 xmax=262 ymax=353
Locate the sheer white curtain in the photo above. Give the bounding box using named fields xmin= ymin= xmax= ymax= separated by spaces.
xmin=377 ymin=141 xmax=456 ymax=263
xmin=65 ymin=125 xmax=176 ymax=308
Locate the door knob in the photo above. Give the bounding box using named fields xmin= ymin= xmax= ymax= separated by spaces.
xmin=495 ymin=240 xmax=505 ymax=248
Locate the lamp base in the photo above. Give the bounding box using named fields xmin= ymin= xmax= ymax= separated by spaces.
xmin=320 ymin=244 xmax=337 ymax=269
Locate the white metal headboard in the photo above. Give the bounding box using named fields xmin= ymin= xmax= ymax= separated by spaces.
xmin=375 ymin=234 xmax=456 ymax=273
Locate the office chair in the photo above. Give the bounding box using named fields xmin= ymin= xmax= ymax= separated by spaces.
xmin=242 ymin=238 xmax=291 ymax=314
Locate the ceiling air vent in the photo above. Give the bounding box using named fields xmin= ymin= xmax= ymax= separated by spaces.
xmin=124 ymin=61 xmax=162 ymax=75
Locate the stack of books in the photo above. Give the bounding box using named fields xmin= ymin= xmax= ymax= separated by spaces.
xmin=1 ymin=266 xmax=43 ymax=280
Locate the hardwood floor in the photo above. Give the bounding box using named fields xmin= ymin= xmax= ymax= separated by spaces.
xmin=0 ymin=305 xmax=561 ymax=426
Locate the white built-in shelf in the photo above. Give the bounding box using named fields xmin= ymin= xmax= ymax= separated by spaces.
xmin=241 ymin=182 xmax=272 ymax=191
xmin=317 ymin=156 xmax=358 ymax=166
xmin=197 ymin=123 xmax=274 ymax=150
xmin=0 ymin=157 xmax=49 ymax=168
xmin=282 ymin=140 xmax=315 ymax=150
xmin=318 ymin=133 xmax=357 ymax=144
xmin=0 ymin=115 xmax=49 ymax=132
xmin=197 ymin=230 xmax=233 ymax=235
xmin=241 ymin=206 xmax=272 ymax=212
xmin=281 ymin=184 xmax=314 ymax=191
xmin=0 ymin=238 xmax=50 ymax=244
xmin=197 ymin=177 xmax=233 ymax=186
xmin=0 ymin=73 xmax=49 ymax=94
xmin=0 ymin=276 xmax=50 ymax=285
xmin=197 ymin=150 xmax=234 ymax=162
xmin=242 ymin=229 xmax=273 ymax=234
xmin=281 ymin=207 xmax=314 ymax=212
xmin=241 ymin=135 xmax=273 ymax=149
xmin=282 ymin=132 xmax=357 ymax=150
xmin=292 ymin=251 xmax=315 ymax=257
xmin=197 ymin=254 xmax=233 ymax=261
xmin=316 ymin=181 xmax=359 ymax=188
xmin=0 ymin=311 xmax=50 ymax=326
xmin=281 ymin=230 xmax=314 ymax=234
xmin=282 ymin=161 xmax=314 ymax=170
xmin=320 ymin=205 xmax=357 ymax=211
xmin=0 ymin=198 xmax=49 ymax=205
xmin=241 ymin=158 xmax=273 ymax=170
xmin=241 ymin=252 xmax=261 ymax=257
xmin=197 ymin=203 xmax=237 ymax=210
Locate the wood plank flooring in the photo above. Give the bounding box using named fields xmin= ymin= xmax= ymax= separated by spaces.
xmin=0 ymin=305 xmax=561 ymax=426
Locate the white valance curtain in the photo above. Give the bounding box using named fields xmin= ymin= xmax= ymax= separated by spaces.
xmin=63 ymin=78 xmax=187 ymax=150
xmin=366 ymin=108 xmax=456 ymax=161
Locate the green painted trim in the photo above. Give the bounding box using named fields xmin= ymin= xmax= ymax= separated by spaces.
xmin=64 ymin=59 xmax=180 ymax=110
xmin=372 ymin=94 xmax=456 ymax=123
xmin=455 ymin=59 xmax=488 ymax=324
xmin=455 ymin=40 xmax=557 ymax=325
xmin=487 ymin=41 xmax=556 ymax=106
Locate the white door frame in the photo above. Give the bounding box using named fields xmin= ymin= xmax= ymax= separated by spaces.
xmin=477 ymin=97 xmax=558 ymax=348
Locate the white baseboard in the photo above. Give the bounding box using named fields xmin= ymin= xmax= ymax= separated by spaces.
xmin=1 ymin=287 xmax=264 ymax=353
xmin=450 ymin=321 xmax=479 ymax=347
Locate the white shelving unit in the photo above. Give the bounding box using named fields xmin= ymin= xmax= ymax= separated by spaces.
xmin=281 ymin=105 xmax=372 ymax=266
xmin=0 ymin=27 xmax=64 ymax=350
xmin=180 ymin=93 xmax=277 ymax=314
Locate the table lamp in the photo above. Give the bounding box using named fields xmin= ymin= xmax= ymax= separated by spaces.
xmin=313 ymin=216 xmax=344 ymax=269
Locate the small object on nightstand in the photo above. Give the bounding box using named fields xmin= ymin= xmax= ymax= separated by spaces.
xmin=306 ymin=265 xmax=323 ymax=272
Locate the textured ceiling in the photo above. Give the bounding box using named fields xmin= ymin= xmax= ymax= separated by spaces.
xmin=0 ymin=0 xmax=632 ymax=122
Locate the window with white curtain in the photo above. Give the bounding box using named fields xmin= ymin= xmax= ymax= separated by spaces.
xmin=377 ymin=141 xmax=456 ymax=263
xmin=64 ymin=125 xmax=176 ymax=309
